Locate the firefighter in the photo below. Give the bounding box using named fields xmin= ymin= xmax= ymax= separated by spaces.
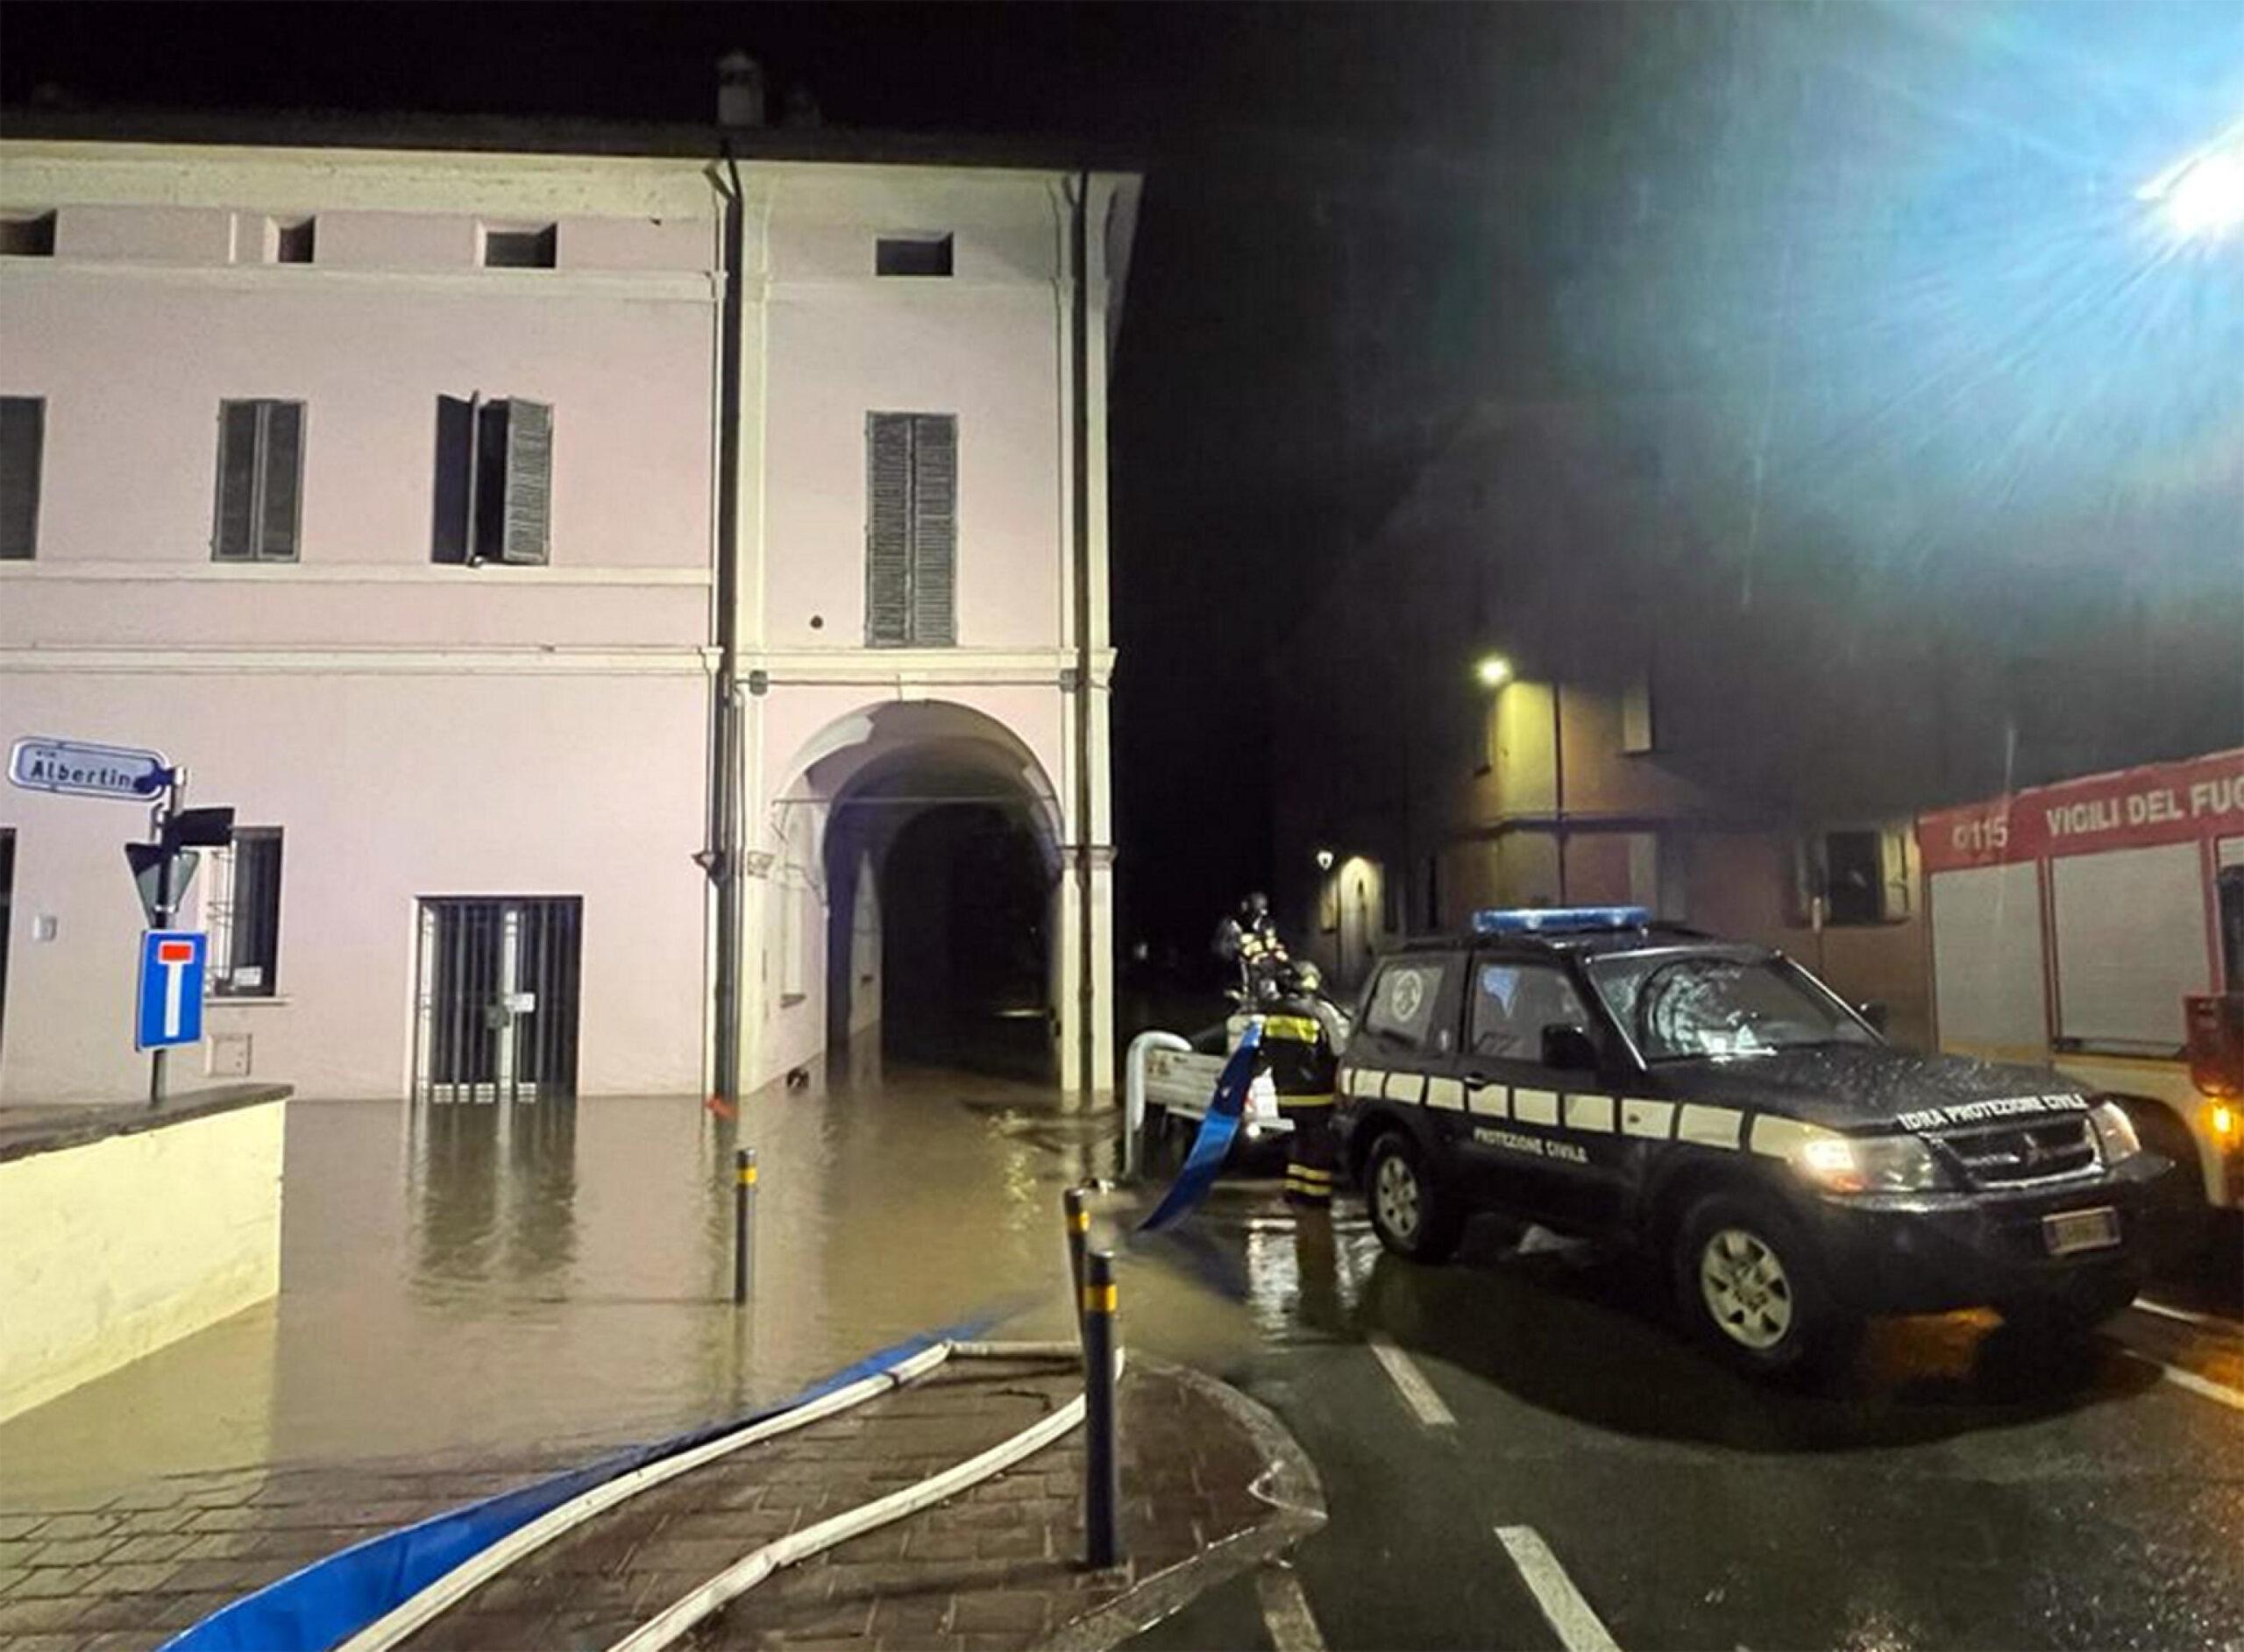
xmin=1268 ymin=958 xmax=1341 ymax=1208
xmin=1214 ymin=891 xmax=1289 ymax=1003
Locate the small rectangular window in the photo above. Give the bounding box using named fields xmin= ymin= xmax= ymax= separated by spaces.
xmin=212 ymin=400 xmax=305 ymax=562
xmin=876 ymin=233 xmax=953 ymax=277
xmin=432 ymin=394 xmax=552 ymax=564
xmin=1 ymin=396 xmax=44 ymax=560
xmin=1821 ymin=829 xmax=1885 ymax=926
xmin=267 ymin=216 xmax=316 ymax=264
xmin=865 ymin=412 xmax=956 ymax=645
xmin=482 ymin=223 xmax=557 ymax=269
xmin=209 ymin=828 xmax=283 ymax=997
xmin=0 ymin=212 xmax=56 ymax=258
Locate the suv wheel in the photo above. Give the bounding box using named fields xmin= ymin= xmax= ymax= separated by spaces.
xmin=1365 ymin=1133 xmax=1461 ymax=1263
xmin=1674 ymin=1191 xmax=1855 ymax=1379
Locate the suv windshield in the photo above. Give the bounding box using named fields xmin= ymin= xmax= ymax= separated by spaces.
xmin=1586 ymin=950 xmax=1877 ymax=1063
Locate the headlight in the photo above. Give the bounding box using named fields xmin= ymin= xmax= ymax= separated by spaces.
xmin=2090 ymin=1102 xmax=2142 ymax=1164
xmin=1794 ymin=1132 xmax=1943 ymax=1195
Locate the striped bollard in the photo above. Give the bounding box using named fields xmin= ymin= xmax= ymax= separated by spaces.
xmin=733 ymin=1146 xmax=757 ymax=1305
xmin=1081 ymin=1246 xmax=1121 ymax=1569
xmin=1063 ymin=1185 xmax=1090 ymax=1329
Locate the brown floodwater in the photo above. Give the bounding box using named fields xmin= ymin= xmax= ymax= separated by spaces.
xmin=0 ymin=1060 xmax=1369 ymax=1505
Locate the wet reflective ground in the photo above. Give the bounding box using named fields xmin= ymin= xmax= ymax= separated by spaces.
xmin=4 ymin=1063 xmax=2239 ymax=1649
xmin=0 ymin=1061 xmax=1262 ymax=1505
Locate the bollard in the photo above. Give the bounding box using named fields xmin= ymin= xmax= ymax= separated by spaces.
xmin=1062 ymin=1184 xmax=1090 ymax=1328
xmin=1080 ymin=1247 xmax=1121 ymax=1569
xmin=733 ymin=1146 xmax=757 ymax=1305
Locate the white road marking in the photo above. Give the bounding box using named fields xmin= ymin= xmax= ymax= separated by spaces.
xmin=1367 ymin=1333 xmax=1456 ymax=1427
xmin=2125 ymin=1351 xmax=2244 ymax=1412
xmin=1255 ymin=1566 xmax=1329 ymax=1652
xmin=1495 ymin=1525 xmax=1623 ymax=1652
xmin=2133 ymin=1296 xmax=2241 ymax=1334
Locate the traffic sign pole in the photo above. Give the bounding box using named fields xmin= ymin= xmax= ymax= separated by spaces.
xmin=147 ymin=766 xmax=185 ymax=1108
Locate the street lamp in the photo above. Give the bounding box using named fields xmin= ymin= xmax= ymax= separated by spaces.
xmin=2140 ymin=117 xmax=2244 ymax=245
xmin=1474 ymin=654 xmax=1513 ymax=689
xmin=1314 ymin=847 xmax=1336 ymax=871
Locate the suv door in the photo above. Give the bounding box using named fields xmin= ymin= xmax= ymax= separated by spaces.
xmin=1456 ymin=953 xmax=1630 ymax=1231
xmin=1349 ymin=950 xmax=1468 ymax=1152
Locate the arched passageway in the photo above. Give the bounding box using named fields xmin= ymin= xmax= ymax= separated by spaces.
xmin=763 ymin=701 xmax=1066 ymax=1091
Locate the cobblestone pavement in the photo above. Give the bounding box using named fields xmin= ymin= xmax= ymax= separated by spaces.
xmin=0 ymin=1357 xmax=1321 ymax=1652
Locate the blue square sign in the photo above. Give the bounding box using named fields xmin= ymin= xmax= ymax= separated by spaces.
xmin=136 ymin=930 xmax=208 ymax=1052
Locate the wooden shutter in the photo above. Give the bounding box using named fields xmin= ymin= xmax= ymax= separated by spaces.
xmin=865 ymin=413 xmax=913 ymax=646
xmin=258 ymin=401 xmax=304 ymax=560
xmin=0 ymin=396 xmax=40 ymax=560
xmin=430 ymin=395 xmax=476 ymax=564
xmin=909 ymin=415 xmax=957 ymax=645
xmin=497 ymin=399 xmax=551 ymax=564
xmin=213 ymin=401 xmax=261 ymax=560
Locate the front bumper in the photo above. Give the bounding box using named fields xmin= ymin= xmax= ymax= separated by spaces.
xmin=1805 ymin=1152 xmax=2168 ymax=1315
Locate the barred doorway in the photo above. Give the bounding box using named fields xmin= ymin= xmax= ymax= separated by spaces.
xmin=413 ymin=897 xmax=583 ymax=1103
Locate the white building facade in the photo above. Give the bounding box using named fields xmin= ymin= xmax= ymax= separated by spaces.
xmin=0 ymin=123 xmax=1135 ymax=1103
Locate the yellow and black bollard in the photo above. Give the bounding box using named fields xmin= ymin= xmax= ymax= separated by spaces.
xmin=1080 ymin=1246 xmax=1121 ymax=1569
xmin=1062 ymin=1184 xmax=1090 ymax=1327
xmin=733 ymin=1146 xmax=757 ymax=1305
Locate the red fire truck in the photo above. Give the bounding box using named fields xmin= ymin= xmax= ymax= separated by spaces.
xmin=1918 ymin=748 xmax=2244 ymax=1227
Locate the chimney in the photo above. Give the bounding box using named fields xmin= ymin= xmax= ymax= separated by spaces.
xmin=717 ymin=51 xmax=766 ymax=130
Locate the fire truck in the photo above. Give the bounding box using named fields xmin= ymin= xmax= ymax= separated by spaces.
xmin=1917 ymin=748 xmax=2244 ymax=1230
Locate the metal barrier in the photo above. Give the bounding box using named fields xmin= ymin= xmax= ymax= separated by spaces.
xmin=1124 ymin=1030 xmax=1191 ymax=1181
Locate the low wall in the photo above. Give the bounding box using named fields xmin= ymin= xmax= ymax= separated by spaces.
xmin=0 ymin=1089 xmax=288 ymax=1422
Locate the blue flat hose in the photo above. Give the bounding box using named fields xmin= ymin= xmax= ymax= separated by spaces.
xmin=1136 ymin=1022 xmax=1260 ymax=1234
xmin=163 ymin=1322 xmax=986 ymax=1652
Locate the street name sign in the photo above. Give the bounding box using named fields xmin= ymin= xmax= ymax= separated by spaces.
xmin=9 ymin=736 xmax=172 ymax=802
xmin=136 ymin=931 xmax=209 ymax=1052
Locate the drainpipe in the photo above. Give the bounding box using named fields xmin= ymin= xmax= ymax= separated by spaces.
xmin=708 ymin=145 xmax=747 ymax=1109
xmin=1070 ymin=171 xmax=1097 ymax=1097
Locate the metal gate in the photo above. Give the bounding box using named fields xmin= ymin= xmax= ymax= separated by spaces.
xmin=413 ymin=897 xmax=582 ymax=1103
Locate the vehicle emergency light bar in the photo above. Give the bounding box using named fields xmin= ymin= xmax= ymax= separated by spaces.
xmin=1473 ymin=905 xmax=1651 ymax=935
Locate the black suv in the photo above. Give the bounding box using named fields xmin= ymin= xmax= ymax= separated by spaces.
xmin=1334 ymin=908 xmax=2168 ymax=1374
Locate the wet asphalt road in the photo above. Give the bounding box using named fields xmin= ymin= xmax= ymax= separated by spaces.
xmin=1128 ymin=1191 xmax=2244 ymax=1652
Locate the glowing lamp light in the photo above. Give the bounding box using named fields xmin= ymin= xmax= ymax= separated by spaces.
xmin=1314 ymin=847 xmax=1336 ymax=871
xmin=2212 ymin=1103 xmax=2238 ymax=1144
xmin=1474 ymin=654 xmax=1514 ymax=689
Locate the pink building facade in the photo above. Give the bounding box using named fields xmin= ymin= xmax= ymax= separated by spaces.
xmin=0 ymin=129 xmax=1137 ymax=1103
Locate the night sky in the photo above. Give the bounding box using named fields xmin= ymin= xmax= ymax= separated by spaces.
xmin=7 ymin=2 xmax=2240 ymax=953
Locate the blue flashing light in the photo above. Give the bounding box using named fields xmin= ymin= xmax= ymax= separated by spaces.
xmin=1473 ymin=905 xmax=1651 ymax=936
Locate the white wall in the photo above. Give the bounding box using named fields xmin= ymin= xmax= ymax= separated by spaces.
xmin=0 ymin=671 xmax=707 ymax=1100
xmin=0 ymin=1098 xmax=284 ymax=1422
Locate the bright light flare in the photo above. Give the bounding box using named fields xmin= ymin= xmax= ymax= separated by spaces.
xmin=2139 ymin=119 xmax=2244 ymax=244
xmin=1474 ymin=654 xmax=1513 ymax=689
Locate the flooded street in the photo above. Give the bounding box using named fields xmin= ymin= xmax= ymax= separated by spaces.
xmin=0 ymin=1064 xmax=1289 ymax=1504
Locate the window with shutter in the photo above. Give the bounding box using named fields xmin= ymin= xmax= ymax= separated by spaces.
xmin=864 ymin=411 xmax=958 ymax=647
xmin=865 ymin=414 xmax=914 ymax=645
xmin=908 ymin=415 xmax=957 ymax=645
xmin=212 ymin=400 xmax=305 ymax=562
xmin=437 ymin=395 xmax=555 ymax=565
xmin=498 ymin=399 xmax=552 ymax=564
xmin=0 ymin=396 xmax=42 ymax=560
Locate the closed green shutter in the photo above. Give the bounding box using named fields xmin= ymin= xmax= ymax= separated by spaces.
xmin=258 ymin=401 xmax=303 ymax=560
xmin=865 ymin=413 xmax=913 ymax=645
xmin=0 ymin=396 xmax=41 ymax=560
xmin=213 ymin=401 xmax=261 ymax=560
xmin=908 ymin=415 xmax=957 ymax=646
